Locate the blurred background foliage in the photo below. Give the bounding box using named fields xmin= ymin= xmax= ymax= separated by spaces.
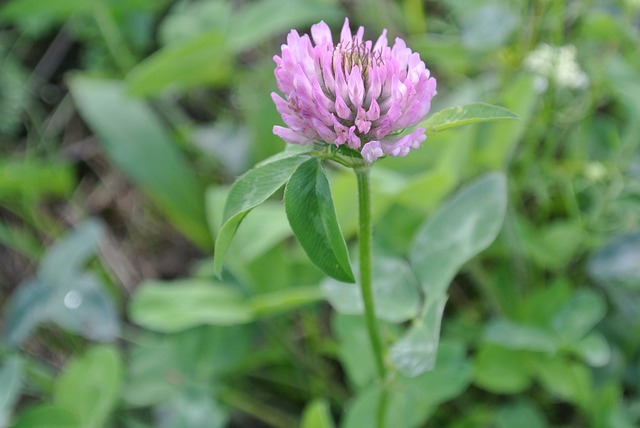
xmin=1 ymin=0 xmax=640 ymax=427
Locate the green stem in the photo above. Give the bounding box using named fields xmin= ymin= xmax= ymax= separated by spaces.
xmin=355 ymin=167 xmax=388 ymax=427
xmin=355 ymin=168 xmax=385 ymax=379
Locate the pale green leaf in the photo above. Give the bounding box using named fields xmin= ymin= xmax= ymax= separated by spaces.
xmin=129 ymin=279 xmax=253 ymax=332
xmin=0 ymin=355 xmax=24 ymax=426
xmin=301 ymin=399 xmax=335 ymax=428
xmin=322 ymin=256 xmax=420 ymax=323
xmin=53 ymin=345 xmax=122 ymax=428
xmin=421 ymin=103 xmax=518 ymax=133
xmin=126 ymin=31 xmax=232 ymax=96
xmin=410 ymin=172 xmax=507 ymax=296
xmin=389 ymin=296 xmax=447 ymax=376
xmin=70 ymin=77 xmax=210 ymax=249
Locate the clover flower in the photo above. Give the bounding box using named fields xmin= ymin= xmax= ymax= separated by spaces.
xmin=271 ymin=18 xmax=437 ymax=163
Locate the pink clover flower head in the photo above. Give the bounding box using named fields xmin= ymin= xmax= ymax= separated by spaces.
xmin=272 ymin=18 xmax=437 ymax=163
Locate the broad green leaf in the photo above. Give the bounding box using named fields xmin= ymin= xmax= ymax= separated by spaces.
xmin=126 ymin=31 xmax=232 ymax=96
xmin=124 ymin=327 xmax=250 ymax=407
xmin=343 ymin=341 xmax=473 ymax=428
xmin=229 ymin=0 xmax=343 ymax=52
xmin=301 ymin=399 xmax=335 ymax=428
xmin=250 ymin=286 xmax=324 ymax=317
xmin=284 ymin=158 xmax=354 ymax=282
xmin=69 ymin=77 xmax=210 ymax=249
xmin=551 ymin=289 xmax=606 ymax=342
xmin=3 ymin=279 xmax=52 ymax=346
xmin=496 ymin=401 xmax=547 ymax=428
xmin=39 ymin=218 xmax=105 ymax=285
xmin=534 ymin=357 xmax=592 ymax=408
xmin=213 ymin=155 xmax=307 ymax=276
xmin=389 ymin=173 xmax=507 ymax=377
xmin=588 ymin=232 xmax=640 ymax=288
xmin=155 ymin=385 xmax=228 ymax=428
xmin=485 ymin=319 xmax=557 ymax=352
xmin=10 ymin=405 xmax=77 ymax=428
xmin=4 ymin=219 xmax=120 ymax=346
xmin=421 ymin=103 xmax=518 ymax=133
xmin=226 ymin=203 xmax=291 ymax=266
xmin=129 ymin=279 xmax=253 ymax=332
xmin=410 ymin=172 xmax=507 ymax=296
xmin=54 ymin=345 xmax=122 ymax=428
xmin=322 ymin=256 xmax=420 ymax=323
xmin=473 ymin=344 xmax=532 ymax=394
xmin=389 ymin=296 xmax=447 ymax=376
xmin=571 ymin=332 xmax=611 ymax=367
xmin=0 ymin=355 xmax=24 ymax=426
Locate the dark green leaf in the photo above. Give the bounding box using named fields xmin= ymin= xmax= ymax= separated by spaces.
xmin=213 ymin=155 xmax=307 ymax=276
xmin=284 ymin=158 xmax=354 ymax=282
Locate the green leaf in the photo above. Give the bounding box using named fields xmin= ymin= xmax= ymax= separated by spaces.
xmin=284 ymin=158 xmax=354 ymax=282
xmin=156 ymin=385 xmax=228 ymax=428
xmin=551 ymin=289 xmax=606 ymax=342
xmin=473 ymin=344 xmax=533 ymax=394
xmin=11 ymin=405 xmax=77 ymax=428
xmin=129 ymin=279 xmax=254 ymax=332
xmin=53 ymin=345 xmax=122 ymax=428
xmin=0 ymin=157 xmax=73 ymax=201
xmin=421 ymin=103 xmax=518 ymax=133
xmin=496 ymin=401 xmax=547 ymax=428
xmin=213 ymin=155 xmax=307 ymax=277
xmin=388 ymin=173 xmax=507 ymax=377
xmin=124 ymin=327 xmax=250 ymax=407
xmin=69 ymin=77 xmax=210 ymax=249
xmin=0 ymin=355 xmax=24 ymax=426
xmin=571 ymin=332 xmax=611 ymax=367
xmin=301 ymin=399 xmax=335 ymax=428
xmin=343 ymin=341 xmax=473 ymax=428
xmin=485 ymin=319 xmax=557 ymax=352
xmin=4 ymin=220 xmax=120 ymax=346
xmin=410 ymin=172 xmax=507 ymax=296
xmin=0 ymin=0 xmax=90 ymax=24
xmin=534 ymin=357 xmax=592 ymax=408
xmin=322 ymin=256 xmax=420 ymax=323
xmin=126 ymin=31 xmax=232 ymax=96
xmin=389 ymin=296 xmax=447 ymax=376
xmin=250 ymin=286 xmax=324 ymax=317
xmin=229 ymin=0 xmax=344 ymax=52
xmin=39 ymin=218 xmax=105 ymax=285
xmin=589 ymin=232 xmax=640 ymax=288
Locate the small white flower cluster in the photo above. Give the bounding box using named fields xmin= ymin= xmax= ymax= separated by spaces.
xmin=524 ymin=44 xmax=589 ymax=92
